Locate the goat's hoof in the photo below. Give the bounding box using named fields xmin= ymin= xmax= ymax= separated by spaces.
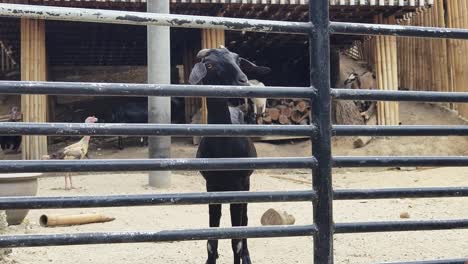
xmin=205 ymin=253 xmax=218 ymax=264
xmin=205 ymin=259 xmax=217 ymax=264
xmin=241 ymin=255 xmax=252 ymax=264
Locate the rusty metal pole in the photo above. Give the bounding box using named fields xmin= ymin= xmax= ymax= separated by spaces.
xmin=147 ymin=0 xmax=171 ymax=188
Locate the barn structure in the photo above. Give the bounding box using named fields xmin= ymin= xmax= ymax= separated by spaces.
xmin=0 ymin=0 xmax=433 ymax=159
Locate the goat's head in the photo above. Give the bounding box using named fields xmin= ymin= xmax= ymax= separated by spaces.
xmin=344 ymin=69 xmax=362 ymax=89
xmin=85 ymin=116 xmax=98 ymax=123
xmin=189 ymin=46 xmax=270 ymax=86
xmin=9 ymin=106 xmax=22 ymax=121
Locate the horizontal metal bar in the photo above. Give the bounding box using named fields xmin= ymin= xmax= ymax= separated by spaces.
xmin=331 ymin=88 xmax=468 ymax=102
xmin=0 ymin=81 xmax=314 ymax=98
xmin=0 ymin=190 xmax=316 ymax=210
xmin=0 ymin=122 xmax=316 ymax=137
xmin=333 ymin=157 xmax=468 ymax=167
xmin=382 ymin=258 xmax=468 ymax=264
xmin=331 ymin=22 xmax=468 ymax=39
xmin=334 ymin=187 xmax=468 ymax=200
xmin=335 ymin=219 xmax=468 ymax=234
xmin=0 ymin=225 xmax=317 ymax=248
xmin=0 ymin=4 xmax=311 ymax=34
xmin=333 ymin=125 xmax=468 ymax=137
xmin=0 ymin=157 xmax=316 ymax=173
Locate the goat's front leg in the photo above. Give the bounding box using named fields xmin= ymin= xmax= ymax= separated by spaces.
xmin=230 ymin=203 xmax=251 ymax=264
xmin=206 ymin=204 xmax=221 ymax=264
xmin=240 ymin=203 xmax=251 ymax=264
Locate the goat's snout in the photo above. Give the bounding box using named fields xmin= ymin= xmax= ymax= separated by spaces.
xmin=237 ymin=75 xmax=248 ymax=85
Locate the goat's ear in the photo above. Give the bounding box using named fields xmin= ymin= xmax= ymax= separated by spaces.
xmin=189 ymin=62 xmax=207 ymax=85
xmin=239 ymin=58 xmax=271 ymax=75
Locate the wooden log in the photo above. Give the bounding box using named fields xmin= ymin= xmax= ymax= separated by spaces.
xmin=290 ymin=111 xmax=303 ymax=123
xmin=261 ymin=115 xmax=272 ymax=124
xmin=267 ymin=108 xmax=280 ymax=121
xmin=39 ymin=213 xmax=115 ymax=227
xmin=335 ymin=100 xmax=364 ymax=125
xmin=278 ymin=114 xmax=290 ymax=125
xmin=260 ymin=208 xmax=295 ymax=226
xmin=353 ymin=136 xmax=372 ymax=148
xmin=299 ymin=119 xmax=309 ymax=125
xmin=295 ymin=100 xmax=309 ymax=113
xmin=278 ymin=105 xmax=292 ymax=118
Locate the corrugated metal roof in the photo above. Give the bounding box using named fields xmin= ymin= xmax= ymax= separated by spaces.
xmin=35 ymin=0 xmax=432 ymax=7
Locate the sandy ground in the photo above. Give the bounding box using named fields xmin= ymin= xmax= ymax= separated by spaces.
xmin=3 ymin=167 xmax=468 ymax=264
xmin=0 ymin=100 xmax=467 ymax=263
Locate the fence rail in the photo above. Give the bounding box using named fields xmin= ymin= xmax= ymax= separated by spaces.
xmin=0 ymin=157 xmax=316 ymax=173
xmin=0 ymin=1 xmax=467 ymax=263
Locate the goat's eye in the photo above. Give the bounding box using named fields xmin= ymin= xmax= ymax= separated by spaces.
xmin=206 ymin=63 xmax=213 ymax=69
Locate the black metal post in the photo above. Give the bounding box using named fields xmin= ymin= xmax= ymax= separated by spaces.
xmin=309 ymin=0 xmax=333 ymax=263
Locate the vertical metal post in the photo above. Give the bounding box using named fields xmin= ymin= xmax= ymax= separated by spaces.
xmin=309 ymin=0 xmax=334 ymax=263
xmin=147 ymin=0 xmax=171 ymax=188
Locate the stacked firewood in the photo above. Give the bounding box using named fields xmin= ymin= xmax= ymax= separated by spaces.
xmin=258 ymin=99 xmax=310 ymax=125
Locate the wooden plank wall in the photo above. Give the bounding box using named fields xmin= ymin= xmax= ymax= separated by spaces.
xmin=20 ymin=18 xmax=48 ymax=160
xmin=355 ymin=0 xmax=468 ymax=123
xmin=396 ymin=0 xmax=468 ymax=119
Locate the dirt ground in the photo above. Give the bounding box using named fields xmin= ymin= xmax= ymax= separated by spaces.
xmin=1 ymin=100 xmax=467 ymax=264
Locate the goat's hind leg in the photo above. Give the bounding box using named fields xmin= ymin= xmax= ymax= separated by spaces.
xmin=206 ymin=204 xmax=221 ymax=264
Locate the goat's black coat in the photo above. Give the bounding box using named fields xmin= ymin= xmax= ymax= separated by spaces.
xmin=107 ymin=98 xmax=185 ymax=149
xmin=189 ymin=47 xmax=270 ymax=264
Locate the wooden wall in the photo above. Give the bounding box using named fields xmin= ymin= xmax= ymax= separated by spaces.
xmin=357 ymin=16 xmax=400 ymax=126
xmin=397 ymin=0 xmax=468 ymax=119
xmin=374 ymin=15 xmax=399 ymax=126
xmin=355 ymin=0 xmax=468 ymax=124
xmin=21 ymin=18 xmax=48 ymax=160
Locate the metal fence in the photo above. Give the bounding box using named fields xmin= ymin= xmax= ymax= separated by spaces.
xmin=0 ymin=2 xmax=467 ymax=263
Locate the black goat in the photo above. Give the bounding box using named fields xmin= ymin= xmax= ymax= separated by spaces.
xmin=189 ymin=47 xmax=270 ymax=264
xmin=110 ymin=98 xmax=185 ymax=150
xmin=110 ymin=101 xmax=148 ymax=150
xmin=0 ymin=106 xmax=22 ymax=153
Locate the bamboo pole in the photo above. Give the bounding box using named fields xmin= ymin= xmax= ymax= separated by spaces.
xmin=453 ymin=0 xmax=462 ymax=112
xmin=437 ymin=0 xmax=448 ymax=99
xmin=374 ymin=16 xmax=384 ymax=125
xmin=39 ymin=213 xmax=115 ymax=227
xmin=404 ymin=15 xmax=410 ymax=89
xmin=445 ymin=0 xmax=454 ymax=91
xmin=383 ymin=17 xmax=392 ymax=124
xmin=390 ymin=16 xmax=399 ymax=125
xmin=431 ymin=2 xmax=441 ymax=93
xmin=409 ymin=13 xmax=414 ymax=90
xmin=415 ymin=10 xmax=421 ymax=91
xmin=21 ymin=18 xmax=47 ymax=160
xmin=459 ymin=0 xmax=468 ymax=118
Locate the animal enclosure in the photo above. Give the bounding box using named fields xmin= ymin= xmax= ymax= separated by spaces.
xmin=0 ymin=1 xmax=468 ymax=264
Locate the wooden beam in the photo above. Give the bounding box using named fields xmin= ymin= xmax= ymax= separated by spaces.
xmin=20 ymin=18 xmax=48 ymax=160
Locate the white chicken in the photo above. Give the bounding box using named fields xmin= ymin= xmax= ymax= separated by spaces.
xmin=42 ymin=116 xmax=98 ymax=190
